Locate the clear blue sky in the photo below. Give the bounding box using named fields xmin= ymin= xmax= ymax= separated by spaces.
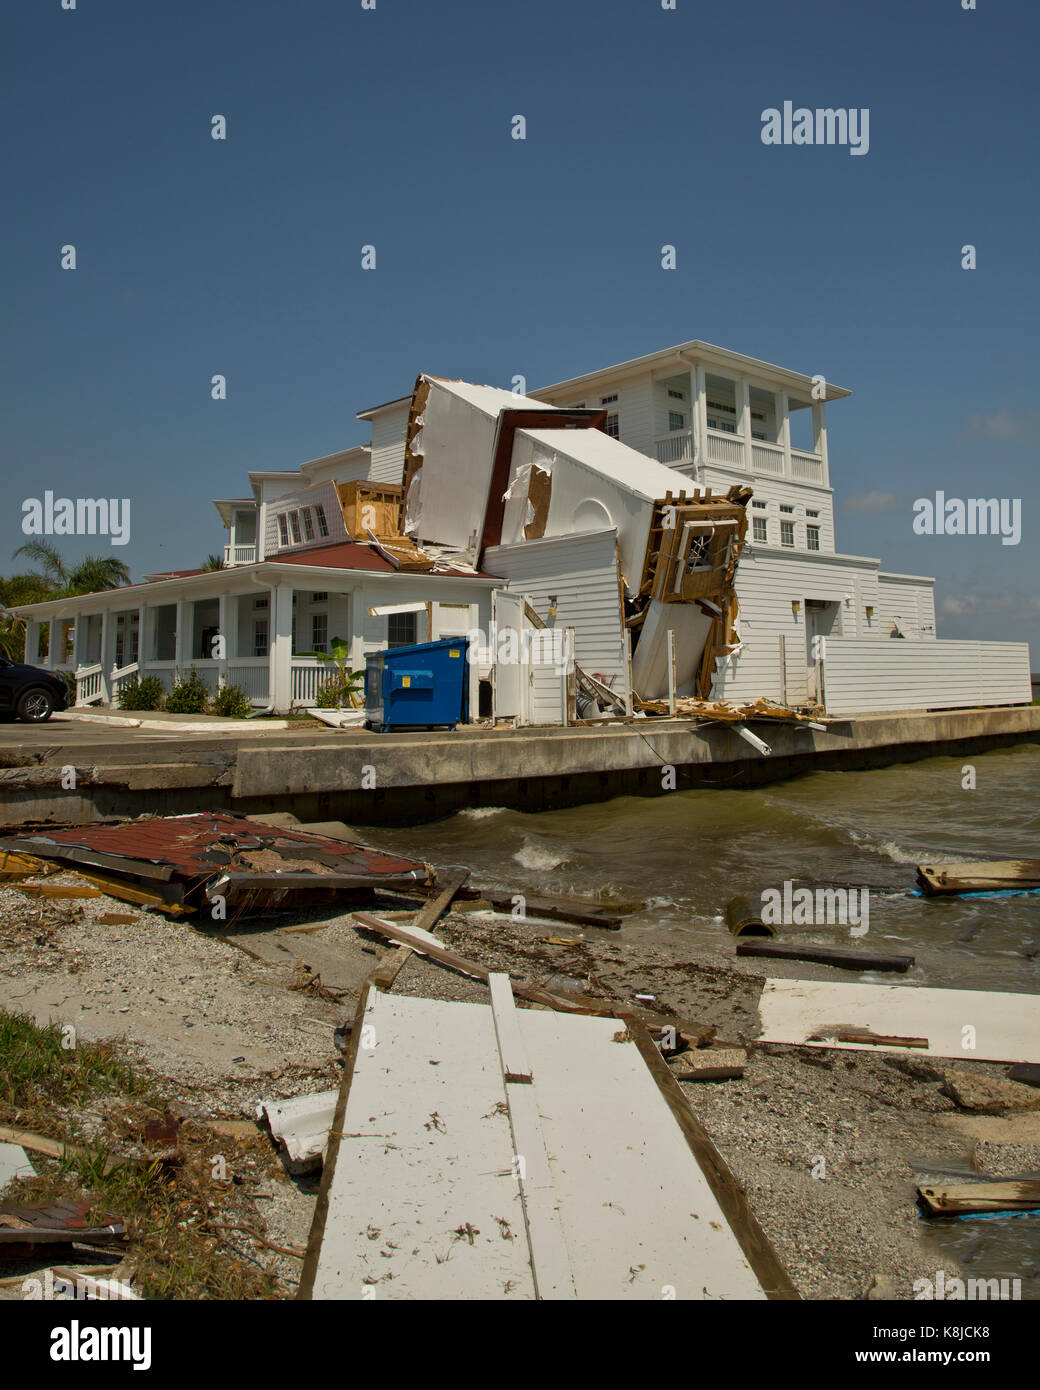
xmin=2 ymin=0 xmax=1037 ymax=650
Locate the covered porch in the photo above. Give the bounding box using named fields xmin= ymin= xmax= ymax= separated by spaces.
xmin=18 ymin=565 xmax=496 ymax=715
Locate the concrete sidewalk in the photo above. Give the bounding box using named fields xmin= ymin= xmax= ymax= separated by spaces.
xmin=61 ymin=707 xmax=293 ymax=733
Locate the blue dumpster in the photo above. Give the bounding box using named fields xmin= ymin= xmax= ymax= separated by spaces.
xmin=365 ymin=638 xmax=469 ymax=731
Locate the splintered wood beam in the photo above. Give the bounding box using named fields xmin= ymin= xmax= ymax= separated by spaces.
xmin=371 ymin=868 xmax=469 ymax=991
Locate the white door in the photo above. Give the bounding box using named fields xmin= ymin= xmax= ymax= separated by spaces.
xmin=492 ymin=590 xmax=526 ymax=722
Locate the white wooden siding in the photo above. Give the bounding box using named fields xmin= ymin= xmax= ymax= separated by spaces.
xmin=874 ymin=573 xmax=936 ymax=639
xmin=367 ymin=404 xmax=410 ymax=484
xmin=484 ymin=530 xmax=630 ymax=712
xmin=700 ymin=466 xmax=836 ymax=553
xmin=713 ymin=548 xmax=879 ymax=704
xmin=821 ymin=638 xmax=1032 ymax=714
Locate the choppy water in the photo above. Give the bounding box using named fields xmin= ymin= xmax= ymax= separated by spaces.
xmin=375 ymin=743 xmax=1040 ymax=993
xmin=375 ymin=742 xmax=1040 ymax=1294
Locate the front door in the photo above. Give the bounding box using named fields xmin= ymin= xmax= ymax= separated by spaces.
xmin=492 ymin=590 xmax=526 ymax=722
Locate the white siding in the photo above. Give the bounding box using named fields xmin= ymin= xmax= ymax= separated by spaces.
xmin=874 ymin=573 xmax=936 ymax=639
xmin=484 ymin=530 xmax=630 ymax=711
xmin=263 ymin=480 xmax=349 ymax=557
xmin=368 ymin=404 xmax=411 ymax=484
xmin=822 ymin=638 xmax=1032 ymax=715
xmin=701 ymin=466 xmax=835 ymax=553
xmin=713 ymin=548 xmax=880 ymax=704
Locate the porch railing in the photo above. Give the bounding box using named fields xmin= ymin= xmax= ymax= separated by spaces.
xmin=75 ymin=664 xmax=105 ymax=705
xmin=223 ymin=544 xmax=258 ymax=565
xmin=291 ymin=659 xmax=328 ymax=706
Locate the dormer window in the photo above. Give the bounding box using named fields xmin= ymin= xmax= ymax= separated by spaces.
xmin=277 ymin=515 xmax=289 ymax=547
xmin=288 ymin=511 xmax=303 ymax=544
xmin=315 ymin=504 xmax=329 ymax=537
xmin=302 ymin=509 xmax=315 ymax=541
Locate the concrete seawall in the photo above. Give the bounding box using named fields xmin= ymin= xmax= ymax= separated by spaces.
xmin=1 ymin=705 xmax=1037 ymax=828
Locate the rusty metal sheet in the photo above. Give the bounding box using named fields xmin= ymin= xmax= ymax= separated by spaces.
xmin=3 ymin=813 xmax=430 ymax=891
xmin=0 ymin=1199 xmax=126 ymax=1247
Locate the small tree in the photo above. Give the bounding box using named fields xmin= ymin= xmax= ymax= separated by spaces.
xmin=296 ymin=636 xmax=366 ymax=708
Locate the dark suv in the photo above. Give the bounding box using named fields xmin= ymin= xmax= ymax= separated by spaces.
xmin=0 ymin=657 xmax=70 ymax=722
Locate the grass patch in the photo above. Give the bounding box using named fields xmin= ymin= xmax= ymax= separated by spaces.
xmin=0 ymin=1008 xmax=284 ymax=1300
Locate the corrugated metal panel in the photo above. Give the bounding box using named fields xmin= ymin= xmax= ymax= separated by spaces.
xmin=6 ymin=813 xmax=428 ymax=885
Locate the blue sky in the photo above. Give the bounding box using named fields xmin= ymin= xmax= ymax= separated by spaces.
xmin=2 ymin=0 xmax=1037 ymax=649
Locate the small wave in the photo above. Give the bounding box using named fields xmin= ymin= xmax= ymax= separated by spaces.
xmin=847 ymin=830 xmax=934 ymax=865
xmin=513 ymin=840 xmax=570 ymax=872
xmin=456 ymin=806 xmax=507 ymax=820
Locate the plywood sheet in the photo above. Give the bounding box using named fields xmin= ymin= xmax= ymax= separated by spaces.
xmin=758 ymin=978 xmax=1040 ymax=1064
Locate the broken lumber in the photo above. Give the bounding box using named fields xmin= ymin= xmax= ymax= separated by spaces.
xmin=917 ymin=1181 xmax=1040 ymax=1217
xmin=351 ymin=912 xmax=715 ymax=1046
xmin=12 ymin=882 xmax=103 ymax=900
xmin=736 ymin=940 xmax=915 ymax=974
xmin=0 ymin=1125 xmax=125 ymax=1176
xmin=76 ymin=870 xmax=195 ymax=916
xmin=807 ymin=1027 xmax=929 ymax=1049
xmin=0 ymin=850 xmax=56 ymax=881
xmin=372 ymin=868 xmax=470 ymax=990
xmin=917 ymin=859 xmax=1040 ymax=896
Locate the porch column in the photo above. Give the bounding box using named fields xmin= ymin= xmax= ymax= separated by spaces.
xmin=693 ymin=364 xmax=708 ymax=471
xmin=217 ymin=594 xmax=229 ymax=687
xmin=70 ymin=617 xmax=80 ymax=670
xmin=23 ymin=620 xmax=40 ymax=667
xmin=778 ymin=390 xmax=792 ymax=477
xmin=270 ymin=583 xmax=293 ymax=711
xmin=99 ymin=609 xmax=112 ymax=703
xmin=737 ymin=377 xmax=752 ymax=473
xmin=174 ymin=600 xmax=187 ymax=672
xmin=812 ymin=400 xmax=829 ymax=485
xmin=135 ymin=604 xmax=146 ymax=667
xmin=42 ymin=619 xmax=55 ymax=668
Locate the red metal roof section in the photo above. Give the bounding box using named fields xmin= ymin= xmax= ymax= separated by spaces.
xmin=12 ymin=813 xmax=427 ymax=881
xmin=271 ymin=542 xmax=397 ymax=571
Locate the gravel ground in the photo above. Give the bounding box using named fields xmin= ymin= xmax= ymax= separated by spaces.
xmin=3 ymin=876 xmax=1036 ymax=1299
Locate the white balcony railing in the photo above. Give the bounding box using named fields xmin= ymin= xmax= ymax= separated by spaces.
xmin=653 ymin=431 xmax=826 ymax=484
xmin=223 ymin=544 xmax=258 ymax=566
xmin=654 ymin=430 xmax=695 ymax=465
xmin=227 ymin=658 xmax=270 ymax=702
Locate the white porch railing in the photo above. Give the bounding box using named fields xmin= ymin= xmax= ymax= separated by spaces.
xmin=223 ymin=544 xmax=258 ymax=565
xmin=227 ymin=659 xmax=270 ymax=703
xmin=654 ymin=431 xmax=825 ymax=485
xmin=291 ymin=659 xmax=328 ymax=706
xmin=110 ymin=662 xmax=140 ymax=698
xmin=75 ymin=664 xmax=105 ymax=705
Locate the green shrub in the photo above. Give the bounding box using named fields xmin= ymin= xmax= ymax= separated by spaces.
xmin=116 ymin=674 xmax=165 ymax=711
xmin=210 ymin=682 xmax=252 ymax=719
xmin=165 ymin=668 xmax=210 ymax=714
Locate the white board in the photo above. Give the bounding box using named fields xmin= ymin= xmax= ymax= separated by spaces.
xmin=307 ymin=990 xmax=769 ymax=1300
xmin=758 ymin=978 xmax=1040 ymax=1064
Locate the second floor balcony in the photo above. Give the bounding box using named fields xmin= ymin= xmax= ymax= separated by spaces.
xmin=654 ymin=426 xmax=827 ymax=486
xmin=223 ymin=543 xmax=258 ymax=565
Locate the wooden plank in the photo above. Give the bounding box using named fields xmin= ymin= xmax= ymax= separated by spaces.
xmin=352 ymin=912 xmax=715 ymax=1045
xmin=624 ymin=1022 xmax=799 ymax=1299
xmin=76 ymin=871 xmax=194 ymax=916
xmin=736 ymin=940 xmax=915 ymax=974
xmin=372 ymin=869 xmax=469 ymax=991
xmin=917 ymin=1181 xmax=1040 ymax=1217
xmin=301 ymin=990 xmax=534 ymax=1300
xmin=0 ymin=1124 xmax=123 ymax=1175
xmin=759 ymin=978 xmax=1040 ymax=1063
xmin=0 ymin=850 xmax=57 ymax=880
xmin=520 ymin=1010 xmax=773 ymax=1299
xmin=489 ymin=972 xmax=533 ymax=1085
xmin=12 ymin=883 xmax=103 ymax=900
xmin=917 ymin=859 xmax=1040 ymax=896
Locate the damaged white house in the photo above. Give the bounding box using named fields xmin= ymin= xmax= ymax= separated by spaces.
xmin=11 ymin=339 xmax=1032 ymax=720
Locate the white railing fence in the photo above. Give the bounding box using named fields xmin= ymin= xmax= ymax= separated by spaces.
xmin=291 ymin=659 xmax=329 ymax=706
xmin=75 ymin=664 xmax=105 ymax=705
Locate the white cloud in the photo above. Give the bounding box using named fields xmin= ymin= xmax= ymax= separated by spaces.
xmin=940 ymin=592 xmax=1040 ymax=620
xmin=842 ymin=490 xmax=902 ymax=515
xmin=963 ymin=410 xmax=1040 ymax=444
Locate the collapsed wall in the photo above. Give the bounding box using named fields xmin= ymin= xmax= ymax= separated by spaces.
xmin=398 ymin=374 xmax=752 ymax=705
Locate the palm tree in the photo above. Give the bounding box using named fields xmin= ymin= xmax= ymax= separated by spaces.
xmin=0 ymin=573 xmax=52 ymax=660
xmin=202 ymin=554 xmax=225 ymax=571
xmin=13 ymin=540 xmax=131 ymax=596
